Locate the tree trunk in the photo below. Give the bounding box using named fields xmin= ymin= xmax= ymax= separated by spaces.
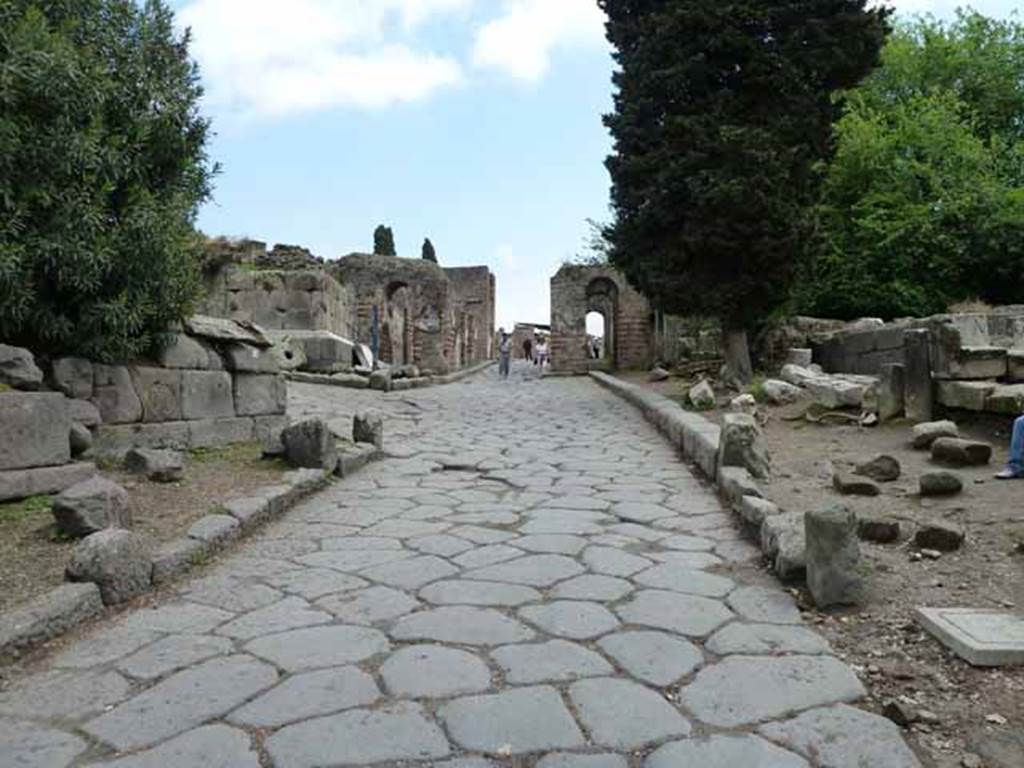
xmin=723 ymin=326 xmax=753 ymax=386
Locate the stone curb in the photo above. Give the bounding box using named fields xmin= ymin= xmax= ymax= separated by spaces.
xmin=286 ymin=360 xmax=496 ymax=391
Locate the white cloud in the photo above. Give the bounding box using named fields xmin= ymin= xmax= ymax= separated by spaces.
xmin=472 ymin=0 xmax=607 ymax=81
xmin=178 ymin=0 xmax=469 ymax=116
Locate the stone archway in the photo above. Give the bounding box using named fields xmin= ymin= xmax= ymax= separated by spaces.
xmin=585 ymin=277 xmax=619 ymax=369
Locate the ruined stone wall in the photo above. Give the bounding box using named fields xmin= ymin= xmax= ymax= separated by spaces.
xmin=550 ymin=265 xmax=653 ymax=373
xmin=444 ymin=266 xmax=496 ymax=366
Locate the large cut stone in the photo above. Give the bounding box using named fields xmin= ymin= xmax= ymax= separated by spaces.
xmin=646 ymin=735 xmax=810 ymax=768
xmin=265 ymin=703 xmax=450 ymax=767
xmin=680 ymin=655 xmax=865 ymax=727
xmin=760 ymin=512 xmax=806 ymax=580
xmin=919 ymin=471 xmax=963 ymax=497
xmin=930 ymin=437 xmax=992 ymax=466
xmin=903 ymin=329 xmax=933 ymax=422
xmin=911 ymin=420 xmax=958 ymax=449
xmin=0 ymin=343 xmax=43 ymax=390
xmin=157 ymin=333 xmax=222 ymax=370
xmin=130 ymin=366 xmax=183 ymax=422
xmin=492 ymin=639 xmax=613 ymax=684
xmin=91 ymin=724 xmax=260 ymax=768
xmin=763 ymin=379 xmax=803 ymax=405
xmin=915 ymin=607 xmax=1024 ymax=666
xmin=181 ymin=370 xmax=234 ymax=419
xmin=439 ymin=686 xmax=585 ymax=754
xmin=233 ymin=373 xmax=287 ymax=416
xmin=380 ymin=645 xmax=492 ymax=697
xmin=832 ymin=472 xmax=880 ymax=497
xmin=124 ymin=447 xmax=184 ymax=483
xmin=597 ymin=630 xmax=703 ymax=686
xmin=93 ymin=364 xmax=143 ymax=424
xmin=83 ymin=655 xmax=278 ymax=751
xmin=936 ymin=380 xmax=996 ymax=411
xmin=66 ymin=529 xmax=151 ymax=605
xmin=569 ymin=677 xmax=691 ymax=749
xmin=705 ymin=622 xmax=831 ymax=655
xmin=222 ymin=343 xmax=280 ymax=373
xmin=0 ymin=583 xmax=102 ymax=658
xmin=805 ymin=505 xmax=862 ymax=608
xmin=877 ymin=363 xmax=905 ymax=422
xmin=281 ymin=418 xmax=337 ymax=470
xmin=617 ymin=590 xmax=733 ymax=638
xmin=758 ymin=704 xmax=923 ymax=768
xmin=717 ymin=413 xmax=770 ymax=479
xmin=228 ymin=667 xmax=381 ymax=727
xmin=51 ymin=357 xmax=93 ymax=398
xmin=0 ymin=392 xmax=70 ymax=470
xmin=52 ymin=476 xmax=131 ymax=537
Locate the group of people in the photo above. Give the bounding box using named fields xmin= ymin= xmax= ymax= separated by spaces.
xmin=497 ymin=328 xmax=548 ymax=378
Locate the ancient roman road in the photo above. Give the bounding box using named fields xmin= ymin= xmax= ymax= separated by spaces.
xmin=0 ymin=363 xmax=923 ymax=767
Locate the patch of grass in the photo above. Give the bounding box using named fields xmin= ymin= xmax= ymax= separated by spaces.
xmin=747 ymin=374 xmax=768 ymax=404
xmin=0 ymin=494 xmax=53 ymax=522
xmin=0 ymin=383 xmax=11 ymax=392
xmin=189 ymin=442 xmax=291 ymax=473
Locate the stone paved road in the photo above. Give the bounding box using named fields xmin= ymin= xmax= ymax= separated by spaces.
xmin=0 ymin=363 xmax=924 ymax=767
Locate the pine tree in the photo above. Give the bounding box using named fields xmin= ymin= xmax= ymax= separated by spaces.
xmin=422 ymin=238 xmax=437 ymax=263
xmin=373 ymin=225 xmax=397 ymax=256
xmin=599 ymin=0 xmax=890 ymax=381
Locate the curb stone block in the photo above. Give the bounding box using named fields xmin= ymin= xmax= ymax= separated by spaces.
xmin=0 ymin=583 xmax=103 ymax=660
xmin=187 ymin=514 xmax=242 ymax=550
xmin=151 ymin=537 xmax=210 ymax=585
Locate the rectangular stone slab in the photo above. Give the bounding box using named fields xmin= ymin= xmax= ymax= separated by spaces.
xmin=917 ymin=607 xmax=1024 ymax=666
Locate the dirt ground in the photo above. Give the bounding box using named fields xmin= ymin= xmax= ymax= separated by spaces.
xmin=624 ymin=372 xmax=1024 ymax=768
xmin=0 ymin=443 xmax=291 ymax=614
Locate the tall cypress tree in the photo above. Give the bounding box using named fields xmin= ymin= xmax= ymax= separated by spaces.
xmin=599 ymin=0 xmax=890 ymax=381
xmin=422 ymin=237 xmax=437 ymax=263
xmin=373 ymin=225 xmax=396 ymax=256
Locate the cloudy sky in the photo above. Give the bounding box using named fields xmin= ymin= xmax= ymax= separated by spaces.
xmin=173 ymin=1 xmax=1021 ymax=331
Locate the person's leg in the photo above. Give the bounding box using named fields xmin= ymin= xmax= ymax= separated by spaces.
xmin=1010 ymin=415 xmax=1024 ymax=471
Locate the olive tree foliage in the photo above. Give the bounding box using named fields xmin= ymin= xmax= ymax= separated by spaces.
xmin=0 ymin=0 xmax=215 ymax=361
xmin=794 ymin=11 xmax=1024 ymax=319
xmin=373 ymin=225 xmax=397 ymax=256
xmin=598 ymin=0 xmax=889 ymax=382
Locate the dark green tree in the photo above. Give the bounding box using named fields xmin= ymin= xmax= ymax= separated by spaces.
xmin=0 ymin=0 xmax=215 ymax=361
xmin=373 ymin=225 xmax=396 ymax=256
xmin=599 ymin=0 xmax=889 ymax=380
xmin=422 ymin=237 xmax=437 ymax=263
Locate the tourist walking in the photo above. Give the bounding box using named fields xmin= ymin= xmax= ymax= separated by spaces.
xmin=498 ymin=328 xmax=512 ymax=378
xmin=523 ymin=337 xmax=533 ymax=363
xmin=996 ymin=414 xmax=1024 ymax=479
xmin=535 ymin=337 xmax=550 ymax=370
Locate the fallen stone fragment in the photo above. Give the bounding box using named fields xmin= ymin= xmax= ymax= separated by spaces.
xmin=69 ymin=423 xmax=93 ymax=457
xmin=805 ymin=505 xmax=862 ymax=608
xmin=124 ymin=448 xmax=184 ymax=483
xmin=353 ymin=411 xmax=384 ymax=449
xmin=833 ymin=472 xmax=880 ymax=497
xmin=729 ymin=394 xmax=757 ymax=414
xmin=648 ymin=367 xmax=670 ymax=382
xmin=0 ymin=343 xmax=43 ymax=390
xmin=854 ymin=455 xmax=901 ymax=482
xmin=931 ymin=438 xmax=992 ymax=467
xmin=66 ymin=529 xmax=151 ymax=605
xmin=857 ymin=516 xmax=901 ymax=544
xmin=53 ymin=476 xmax=132 ymax=537
xmin=883 ymin=699 xmax=918 ymax=727
xmin=911 ymin=420 xmax=959 ymax=449
xmin=689 ymin=379 xmax=715 ymax=409
xmin=920 ymin=471 xmax=963 ymax=497
xmin=718 ymin=413 xmax=770 ymax=479
xmin=762 ymin=378 xmax=803 ymax=405
xmin=281 ymin=418 xmax=337 ymax=470
xmin=916 ymin=607 xmax=1024 ymax=667
xmin=915 ymin=521 xmax=965 ymax=551
xmin=369 ymin=368 xmax=392 ymax=392
xmin=760 ymin=512 xmax=806 ymax=581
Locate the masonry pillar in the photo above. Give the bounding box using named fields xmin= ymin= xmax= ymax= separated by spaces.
xmin=903 ymin=330 xmax=933 ymax=423
xmin=878 ymin=363 xmax=905 ymax=422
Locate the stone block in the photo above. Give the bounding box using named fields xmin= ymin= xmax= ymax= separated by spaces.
xmin=353 ymin=411 xmax=384 ymax=449
xmin=93 ymin=421 xmax=191 ymax=455
xmin=786 ymin=348 xmax=813 ymax=367
xmin=833 ymin=472 xmax=880 ymax=496
xmin=0 ymin=392 xmax=70 ymax=470
xmin=931 ymin=437 xmax=992 ymax=466
xmin=920 ymin=471 xmax=963 ymax=497
xmin=903 ymin=329 xmax=933 ymax=422
xmin=718 ymin=466 xmax=761 ymax=510
xmin=187 ymin=417 xmax=255 ymax=448
xmin=0 ymin=583 xmax=103 ymax=659
xmin=878 ymin=363 xmax=905 ymax=421
xmin=69 ymin=423 xmax=92 ymax=457
xmin=0 ymin=462 xmax=96 ymax=503
xmin=780 ymin=364 xmax=817 ymax=386
xmin=158 ymin=333 xmax=222 ymax=370
xmin=936 ymin=380 xmax=996 ymax=411
xmin=52 ymin=476 xmax=132 ymax=537
xmin=985 ymin=384 xmax=1024 ymax=415
xmin=66 ymin=529 xmax=152 ymax=605
xmin=739 ymin=495 xmax=780 ymax=529
xmin=935 ymin=346 xmax=1008 ymax=381
xmin=858 ymin=516 xmax=901 ymax=543
xmin=181 ymin=370 xmax=234 ymax=419
xmin=254 ymin=414 xmax=289 ymax=455
xmin=187 ymin=514 xmax=241 ymax=551
xmin=688 ymin=379 xmax=715 ymax=409
xmin=51 ymin=357 xmax=93 ymax=399
xmin=915 ymin=521 xmax=965 ymax=551
xmin=762 ymin=379 xmax=802 ymax=405
xmin=68 ymin=399 xmax=101 ymax=427
xmin=130 ymin=366 xmax=183 ymax=423
xmin=1008 ymin=350 xmax=1024 ymax=382
xmin=916 ymin=607 xmax=1024 ymax=666
xmin=0 ymin=343 xmax=42 ymax=390
xmin=717 ymin=413 xmax=770 ymax=480
xmin=336 ymin=444 xmax=379 ymax=478
xmin=370 ymin=368 xmax=393 ymax=392
xmin=282 ymin=418 xmax=337 ymax=470
xmin=93 ymin=364 xmax=143 ymax=424
xmin=234 ymin=373 xmax=287 ymax=416
xmin=911 ymin=420 xmax=959 ymax=449
xmin=853 ymin=455 xmax=900 ymax=482
xmin=805 ymin=377 xmax=868 ymax=409
xmin=222 ymin=495 xmax=272 ymax=529
xmin=150 ymin=537 xmax=209 ymax=586
xmin=805 ymin=505 xmax=862 ymax=608
xmin=222 ymin=343 xmax=281 ymax=374
xmin=760 ymin=512 xmax=806 ymax=581
xmin=268 ymin=337 xmax=308 ymax=371
xmin=124 ymin=448 xmax=184 ymax=483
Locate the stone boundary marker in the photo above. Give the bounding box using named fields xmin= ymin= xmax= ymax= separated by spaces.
xmin=286 ymin=359 xmax=497 ymax=392
xmin=916 ymin=607 xmax=1024 ymax=666
xmin=0 ymin=454 xmax=380 ymax=662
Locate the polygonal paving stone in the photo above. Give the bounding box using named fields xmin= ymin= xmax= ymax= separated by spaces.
xmin=617 ymin=590 xmax=734 ymax=638
xmin=758 ymin=704 xmax=923 ymax=768
xmin=84 ymin=655 xmax=277 ymax=751
xmin=706 ymin=623 xmax=832 ymax=655
xmin=262 ymin=568 xmax=368 ymax=600
xmin=265 ymin=702 xmax=451 ymax=767
xmin=216 ymin=556 xmax=302 ymax=580
xmin=245 ymin=625 xmax=389 ymax=671
xmin=649 ymin=551 xmax=724 ymax=569
xmin=537 ymin=755 xmax=628 ymax=768
xmin=612 ymin=502 xmax=675 ymax=522
xmin=598 ymin=630 xmax=704 ymax=686
xmin=605 ymin=523 xmax=670 ymax=542
xmin=660 ymin=534 xmax=716 ymax=551
xmin=0 ymin=718 xmax=86 ymax=768
xmin=520 ymin=518 xmax=603 ymax=535
xmin=448 ymin=511 xmax=521 ymax=526
xmin=362 ymin=519 xmax=451 ymax=538
xmin=215 ymin=596 xmax=331 ymax=640
xmin=0 ymin=669 xmax=130 ymax=720
xmin=466 ymin=554 xmax=584 ymax=587
xmin=316 ymin=585 xmax=420 ymax=624
xmin=228 ymin=666 xmax=380 ymax=728
xmin=681 ymin=655 xmax=865 ymax=727
xmin=552 ymin=574 xmax=633 ymax=601
xmin=114 ymin=602 xmax=233 ymax=634
xmin=52 ymin=626 xmax=162 ymax=669
xmin=181 ymin=576 xmax=283 ymax=612
xmin=492 ymin=639 xmax=613 ymax=684
xmin=390 ymin=606 xmax=535 ymax=645
xmin=320 ymin=535 xmax=404 ymax=550
xmin=116 ymin=634 xmax=234 ymax=680
xmin=419 ymin=579 xmax=542 ymax=606
xmin=511 ymin=534 xmax=588 ymax=555
xmin=714 ymin=539 xmax=763 ymax=563
xmin=519 ymin=601 xmax=620 ymax=639
xmin=440 ymin=686 xmax=585 ymax=754
xmin=727 ymin=586 xmax=803 ymax=624
xmin=569 ymin=677 xmax=691 ymax=749
xmin=632 ymin=565 xmax=736 ymax=598
xmin=90 ymin=724 xmax=260 ymax=768
xmin=381 ymin=645 xmax=492 ymax=697
xmin=241 ymin=538 xmax=319 ymax=560
xmin=435 ymin=760 xmax=498 ymax=768
xmin=297 ymin=549 xmax=413 ymax=573
xmin=359 ymin=555 xmax=459 ymax=589
xmin=537 ymin=495 xmax=610 ymax=511
xmin=645 ymin=735 xmax=809 ymax=768
xmin=582 ymin=547 xmax=652 ymax=577
xmin=409 ymin=534 xmax=476 ymax=557
xmin=450 ymin=525 xmax=517 ymax=544
xmin=453 ymin=544 xmax=525 ymax=569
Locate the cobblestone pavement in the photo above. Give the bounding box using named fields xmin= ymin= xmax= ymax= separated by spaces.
xmin=0 ymin=363 xmax=924 ymax=767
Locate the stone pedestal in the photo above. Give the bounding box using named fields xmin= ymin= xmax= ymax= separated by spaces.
xmin=805 ymin=505 xmax=862 ymax=608
xmin=878 ymin=363 xmax=905 ymax=422
xmin=903 ymin=330 xmax=933 ymax=423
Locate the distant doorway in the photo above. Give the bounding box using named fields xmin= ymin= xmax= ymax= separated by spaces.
xmin=585 ymin=277 xmax=618 ymax=368
xmin=586 ymin=311 xmax=607 ymax=362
